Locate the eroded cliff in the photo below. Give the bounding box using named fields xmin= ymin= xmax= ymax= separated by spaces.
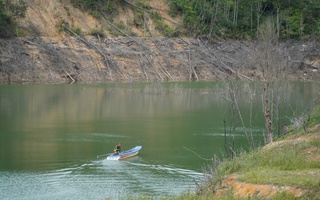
xmin=0 ymin=0 xmax=319 ymax=83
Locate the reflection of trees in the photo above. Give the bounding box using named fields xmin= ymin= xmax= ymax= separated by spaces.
xmin=1 ymin=83 xmax=318 ymax=130
xmin=1 ymin=83 xmax=319 ymax=170
xmin=220 ymin=80 xmax=320 ymax=159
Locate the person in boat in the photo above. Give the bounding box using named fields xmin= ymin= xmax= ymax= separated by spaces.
xmin=115 ymin=143 xmax=121 ymax=154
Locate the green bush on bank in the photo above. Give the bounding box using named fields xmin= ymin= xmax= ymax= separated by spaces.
xmin=71 ymin=0 xmax=119 ymax=18
xmin=0 ymin=0 xmax=27 ymax=38
xmin=0 ymin=1 xmax=14 ymax=38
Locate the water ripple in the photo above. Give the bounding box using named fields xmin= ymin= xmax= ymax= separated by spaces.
xmin=0 ymin=158 xmax=203 ymax=200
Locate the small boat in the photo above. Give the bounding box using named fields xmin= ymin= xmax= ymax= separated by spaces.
xmin=106 ymin=146 xmax=142 ymax=160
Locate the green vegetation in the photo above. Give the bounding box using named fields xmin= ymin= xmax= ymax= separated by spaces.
xmin=169 ymin=0 xmax=320 ymax=39
xmin=135 ymin=0 xmax=151 ymax=10
xmin=0 ymin=2 xmax=14 ymax=38
xmin=0 ymin=0 xmax=27 ymax=38
xmin=241 ymin=170 xmax=320 ymax=187
xmin=107 ymin=20 xmax=126 ymax=36
xmin=71 ymin=0 xmax=120 ymax=18
xmin=218 ymin=136 xmax=320 ymax=176
xmin=107 ymin=20 xmax=136 ymax=36
xmin=90 ymin=26 xmax=105 ymax=37
xmin=71 ymin=26 xmax=82 ymax=36
xmin=68 ymin=0 xmax=320 ymax=39
xmin=58 ymin=19 xmax=83 ymax=36
xmin=2 ymin=0 xmax=318 ymax=39
xmin=306 ymin=106 xmax=320 ymax=128
xmin=150 ymin=11 xmax=173 ymax=37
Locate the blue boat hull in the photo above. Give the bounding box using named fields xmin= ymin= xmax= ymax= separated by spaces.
xmin=106 ymin=146 xmax=142 ymax=160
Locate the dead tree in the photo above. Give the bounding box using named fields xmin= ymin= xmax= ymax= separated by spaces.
xmin=62 ymin=24 xmax=120 ymax=80
xmin=263 ymin=83 xmax=273 ymax=143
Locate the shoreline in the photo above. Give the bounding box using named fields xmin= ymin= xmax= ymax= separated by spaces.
xmin=1 ymin=36 xmax=319 ymax=84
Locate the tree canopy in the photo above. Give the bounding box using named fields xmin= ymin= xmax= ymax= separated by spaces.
xmin=169 ymin=0 xmax=320 ymax=39
xmin=70 ymin=0 xmax=320 ymax=39
xmin=1 ymin=0 xmax=319 ymax=39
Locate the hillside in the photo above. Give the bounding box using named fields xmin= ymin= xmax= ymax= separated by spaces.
xmin=0 ymin=0 xmax=319 ymax=84
xmin=17 ymin=0 xmax=180 ymax=38
xmin=213 ymin=131 xmax=320 ymax=199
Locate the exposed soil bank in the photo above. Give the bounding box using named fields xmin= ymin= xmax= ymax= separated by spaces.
xmin=1 ymin=0 xmax=319 ymax=84
xmin=1 ymin=36 xmax=319 ymax=84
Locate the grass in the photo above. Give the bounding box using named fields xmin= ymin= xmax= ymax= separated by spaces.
xmin=157 ymin=190 xmax=244 ymax=200
xmin=239 ymin=169 xmax=320 ymax=187
xmin=306 ymin=106 xmax=320 ymax=127
xmin=150 ymin=11 xmax=173 ymax=37
xmin=90 ymin=26 xmax=105 ymax=37
xmin=170 ymin=131 xmax=320 ymax=200
xmin=214 ymin=132 xmax=320 ymax=185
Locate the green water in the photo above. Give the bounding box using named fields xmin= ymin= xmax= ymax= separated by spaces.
xmin=0 ymin=82 xmax=318 ymax=199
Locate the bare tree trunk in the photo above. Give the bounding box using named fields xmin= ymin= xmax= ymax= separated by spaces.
xmin=263 ymin=82 xmax=273 ymax=143
xmin=143 ymin=14 xmax=153 ymax=37
xmin=233 ymin=0 xmax=239 ymax=27
xmin=209 ymin=1 xmax=219 ymax=37
xmin=299 ymin=14 xmax=304 ymax=38
xmin=223 ymin=3 xmax=230 ymax=21
xmin=223 ymin=119 xmax=229 ymax=158
xmin=255 ymin=1 xmax=265 ymax=35
xmin=138 ymin=55 xmax=149 ymax=81
xmin=188 ymin=49 xmax=198 ymax=81
xmin=146 ymin=55 xmax=163 ymax=81
xmin=63 ymin=25 xmax=118 ymax=80
xmin=276 ymin=7 xmax=280 ymax=40
xmin=202 ymin=0 xmax=206 ymax=24
xmin=250 ymin=5 xmax=253 ymax=35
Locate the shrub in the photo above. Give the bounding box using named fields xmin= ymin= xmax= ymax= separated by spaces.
xmin=90 ymin=26 xmax=105 ymax=37
xmin=0 ymin=0 xmax=27 ymax=38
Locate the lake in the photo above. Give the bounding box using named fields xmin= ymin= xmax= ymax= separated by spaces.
xmin=0 ymin=81 xmax=319 ymax=199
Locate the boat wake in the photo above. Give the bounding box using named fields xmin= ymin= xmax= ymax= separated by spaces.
xmin=0 ymin=157 xmax=204 ymax=200
xmin=124 ymin=161 xmax=204 ymax=179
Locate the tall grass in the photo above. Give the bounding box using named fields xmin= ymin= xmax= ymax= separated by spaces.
xmin=217 ymin=136 xmax=320 ymax=174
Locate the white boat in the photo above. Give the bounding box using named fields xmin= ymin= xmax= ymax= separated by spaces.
xmin=106 ymin=146 xmax=142 ymax=160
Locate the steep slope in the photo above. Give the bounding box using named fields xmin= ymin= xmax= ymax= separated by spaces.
xmin=20 ymin=0 xmax=99 ymax=37
xmin=18 ymin=0 xmax=180 ymax=38
xmin=0 ymin=0 xmax=319 ymax=83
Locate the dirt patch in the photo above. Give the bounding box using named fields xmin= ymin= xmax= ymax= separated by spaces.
xmin=300 ymin=147 xmax=320 ymax=162
xmin=216 ymin=174 xmax=305 ymax=199
xmin=20 ymin=0 xmax=102 ymax=37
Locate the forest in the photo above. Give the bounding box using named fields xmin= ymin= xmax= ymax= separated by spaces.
xmin=169 ymin=0 xmax=320 ymax=39
xmin=0 ymin=0 xmax=319 ymax=39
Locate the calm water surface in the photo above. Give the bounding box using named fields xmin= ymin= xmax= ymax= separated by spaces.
xmin=0 ymin=82 xmax=319 ymax=199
